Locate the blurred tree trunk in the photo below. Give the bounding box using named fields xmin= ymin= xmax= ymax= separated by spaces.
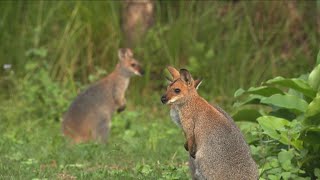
xmin=121 ymin=0 xmax=155 ymax=48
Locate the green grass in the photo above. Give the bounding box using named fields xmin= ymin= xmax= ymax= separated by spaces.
xmin=0 ymin=104 xmax=190 ymax=179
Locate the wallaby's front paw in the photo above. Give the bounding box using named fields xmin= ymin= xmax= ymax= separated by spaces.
xmin=117 ymin=105 xmax=126 ymax=113
xmin=189 ymin=146 xmax=196 ymax=159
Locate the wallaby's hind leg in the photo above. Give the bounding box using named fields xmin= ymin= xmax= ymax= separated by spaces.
xmin=95 ymin=117 xmax=111 ymax=143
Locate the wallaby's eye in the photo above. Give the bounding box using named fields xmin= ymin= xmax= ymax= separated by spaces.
xmin=131 ymin=63 xmax=136 ymax=67
xmin=174 ymin=88 xmax=181 ymax=93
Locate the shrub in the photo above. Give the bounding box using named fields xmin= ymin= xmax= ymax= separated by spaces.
xmin=233 ymin=51 xmax=320 ymax=179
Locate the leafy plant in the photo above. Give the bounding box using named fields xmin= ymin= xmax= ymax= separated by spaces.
xmin=233 ymin=52 xmax=320 ymax=179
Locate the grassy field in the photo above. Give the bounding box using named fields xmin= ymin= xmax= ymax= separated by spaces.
xmin=1 ymin=104 xmax=190 ymax=179
xmin=0 ymin=1 xmax=319 ymax=179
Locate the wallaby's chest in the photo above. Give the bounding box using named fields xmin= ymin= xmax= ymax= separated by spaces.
xmin=112 ymin=78 xmax=129 ymax=98
xmin=170 ymin=107 xmax=182 ymax=127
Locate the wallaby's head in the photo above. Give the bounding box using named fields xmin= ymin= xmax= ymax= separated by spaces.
xmin=118 ymin=48 xmax=144 ymax=76
xmin=161 ymin=66 xmax=202 ymax=105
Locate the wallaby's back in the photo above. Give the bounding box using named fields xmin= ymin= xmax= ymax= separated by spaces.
xmin=195 ymin=101 xmax=258 ymax=179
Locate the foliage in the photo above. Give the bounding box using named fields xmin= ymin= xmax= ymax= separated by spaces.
xmin=233 ymin=55 xmax=320 ymax=179
xmin=0 ymin=1 xmax=318 ymax=106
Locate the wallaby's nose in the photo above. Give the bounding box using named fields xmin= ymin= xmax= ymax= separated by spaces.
xmin=161 ymin=95 xmax=167 ymax=104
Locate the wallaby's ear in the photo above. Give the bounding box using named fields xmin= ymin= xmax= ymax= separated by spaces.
xmin=194 ymin=79 xmax=202 ymax=90
xmin=167 ymin=66 xmax=180 ymax=80
xmin=118 ymin=48 xmax=133 ymax=61
xmin=180 ymin=69 xmax=194 ymax=86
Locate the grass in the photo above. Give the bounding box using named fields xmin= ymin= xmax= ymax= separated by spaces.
xmin=1 ymin=102 xmax=190 ymax=179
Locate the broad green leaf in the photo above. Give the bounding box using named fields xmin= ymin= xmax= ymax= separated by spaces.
xmin=237 ymin=122 xmax=259 ymax=143
xmin=257 ymin=116 xmax=289 ymax=141
xmin=261 ymin=94 xmax=308 ymax=113
xmin=257 ymin=116 xmax=303 ymax=150
xmin=308 ymin=64 xmax=320 ymax=91
xmin=246 ymin=86 xmax=284 ymax=97
xmin=234 ymin=86 xmax=283 ymax=98
xmin=232 ymin=109 xmax=261 ymax=122
xmin=280 ymin=172 xmax=292 ymax=180
xmin=268 ymin=174 xmax=281 ymax=180
xmin=278 ymin=149 xmax=294 ymax=171
xmin=304 ymin=94 xmax=320 ymax=126
xmin=266 ymin=76 xmax=316 ymax=98
xmin=234 ymin=88 xmax=245 ymax=97
xmin=233 ymin=94 xmax=265 ymax=107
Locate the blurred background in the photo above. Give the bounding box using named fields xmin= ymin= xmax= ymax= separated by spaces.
xmin=0 ymin=1 xmax=319 ymax=179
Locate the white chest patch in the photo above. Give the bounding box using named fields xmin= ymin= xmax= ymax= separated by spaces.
xmin=170 ymin=108 xmax=182 ymax=127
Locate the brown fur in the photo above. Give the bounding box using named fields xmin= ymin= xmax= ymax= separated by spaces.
xmin=62 ymin=48 xmax=144 ymax=143
xmin=161 ymin=66 xmax=258 ymax=180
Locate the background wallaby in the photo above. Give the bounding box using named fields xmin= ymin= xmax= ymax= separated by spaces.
xmin=161 ymin=66 xmax=258 ymax=180
xmin=62 ymin=48 xmax=144 ymax=143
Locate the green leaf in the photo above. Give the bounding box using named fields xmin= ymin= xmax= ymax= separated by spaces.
xmin=281 ymin=172 xmax=292 ymax=180
xmin=232 ymin=109 xmax=261 ymax=122
xmin=234 ymin=88 xmax=245 ymax=97
xmin=261 ymin=94 xmax=308 ymax=113
xmin=247 ymin=86 xmax=284 ymax=97
xmin=257 ymin=116 xmax=302 ymax=150
xmin=266 ymin=76 xmax=316 ymax=98
xmin=257 ymin=116 xmax=289 ymax=141
xmin=268 ymin=174 xmax=281 ymax=180
xmin=233 ymin=94 xmax=265 ymax=107
xmin=234 ymin=86 xmax=284 ymax=98
xmin=237 ymin=122 xmax=259 ymax=143
xmin=308 ymin=64 xmax=320 ymax=91
xmin=304 ymin=94 xmax=320 ymax=126
xmin=278 ymin=149 xmax=294 ymax=171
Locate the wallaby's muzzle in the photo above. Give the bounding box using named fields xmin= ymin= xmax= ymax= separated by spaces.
xmin=133 ymin=65 xmax=144 ymax=76
xmin=161 ymin=95 xmax=168 ymax=104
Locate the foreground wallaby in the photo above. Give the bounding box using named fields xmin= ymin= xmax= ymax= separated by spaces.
xmin=161 ymin=66 xmax=258 ymax=180
xmin=62 ymin=48 xmax=144 ymax=143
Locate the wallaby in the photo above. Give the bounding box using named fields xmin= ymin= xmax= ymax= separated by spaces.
xmin=161 ymin=66 xmax=258 ymax=180
xmin=62 ymin=48 xmax=144 ymax=143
